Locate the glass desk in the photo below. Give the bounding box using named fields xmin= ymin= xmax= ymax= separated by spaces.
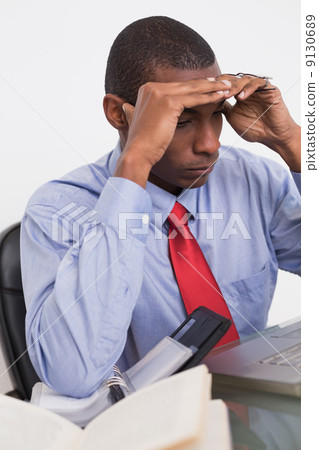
xmin=203 ymin=327 xmax=301 ymax=449
xmin=211 ymin=382 xmax=300 ymax=450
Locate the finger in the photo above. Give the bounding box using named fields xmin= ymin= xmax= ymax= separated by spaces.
xmin=122 ymin=102 xmax=135 ymax=126
xmin=235 ymin=79 xmax=274 ymax=100
xmin=178 ymin=78 xmax=232 ymax=95
xmin=140 ymin=78 xmax=232 ymax=98
xmin=179 ymin=90 xmax=231 ymax=110
xmin=217 ymin=74 xmax=272 ymax=100
xmin=234 ymin=78 xmax=276 ymax=100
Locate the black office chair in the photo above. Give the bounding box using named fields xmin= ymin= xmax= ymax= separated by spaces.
xmin=0 ymin=223 xmax=40 ymax=400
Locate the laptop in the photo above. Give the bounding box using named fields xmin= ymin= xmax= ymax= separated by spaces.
xmin=203 ymin=318 xmax=301 ymax=397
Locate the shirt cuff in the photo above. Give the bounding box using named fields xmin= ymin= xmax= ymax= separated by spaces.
xmin=95 ymin=177 xmax=153 ymax=243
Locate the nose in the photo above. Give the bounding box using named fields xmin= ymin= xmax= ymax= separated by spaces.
xmin=193 ymin=123 xmax=221 ymax=155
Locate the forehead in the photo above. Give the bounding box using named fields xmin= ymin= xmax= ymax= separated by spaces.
xmin=153 ymin=62 xmax=221 ymax=83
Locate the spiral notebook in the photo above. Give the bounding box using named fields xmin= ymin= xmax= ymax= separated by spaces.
xmin=31 ymin=336 xmax=193 ymax=427
xmin=31 ymin=307 xmax=231 ymax=426
xmin=3 ymin=366 xmax=233 ymax=450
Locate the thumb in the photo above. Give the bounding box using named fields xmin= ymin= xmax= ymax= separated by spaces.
xmin=122 ymin=102 xmax=135 ymax=126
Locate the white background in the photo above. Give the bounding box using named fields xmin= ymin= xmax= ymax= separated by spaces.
xmin=0 ymin=0 xmax=300 ymax=393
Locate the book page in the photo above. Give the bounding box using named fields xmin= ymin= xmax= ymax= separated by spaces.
xmin=198 ymin=400 xmax=232 ymax=450
xmin=0 ymin=394 xmax=81 ymax=450
xmin=76 ymin=365 xmax=210 ymax=450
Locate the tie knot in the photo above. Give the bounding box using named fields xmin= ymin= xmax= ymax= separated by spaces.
xmin=167 ymin=202 xmax=190 ymax=229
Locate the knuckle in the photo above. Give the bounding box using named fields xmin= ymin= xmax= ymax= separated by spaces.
xmin=140 ymin=82 xmax=162 ymax=100
xmin=185 ymin=79 xmax=197 ymax=88
xmin=143 ymin=81 xmax=155 ymax=90
xmin=138 ymin=82 xmax=153 ymax=95
xmin=163 ymin=95 xmax=174 ymax=108
xmin=143 ymin=81 xmax=157 ymax=93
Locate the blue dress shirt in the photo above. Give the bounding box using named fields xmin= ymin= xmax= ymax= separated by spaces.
xmin=21 ymin=142 xmax=301 ymax=397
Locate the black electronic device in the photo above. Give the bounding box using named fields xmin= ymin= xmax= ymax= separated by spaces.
xmin=170 ymin=306 xmax=232 ymax=372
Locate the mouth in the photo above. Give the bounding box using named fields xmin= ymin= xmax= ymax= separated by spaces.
xmin=184 ymin=166 xmax=214 ymax=176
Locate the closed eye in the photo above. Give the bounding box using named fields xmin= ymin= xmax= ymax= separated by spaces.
xmin=176 ymin=120 xmax=191 ymax=128
xmin=214 ymin=100 xmax=225 ymax=115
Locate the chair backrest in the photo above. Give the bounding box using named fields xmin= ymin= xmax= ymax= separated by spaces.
xmin=0 ymin=223 xmax=40 ymax=399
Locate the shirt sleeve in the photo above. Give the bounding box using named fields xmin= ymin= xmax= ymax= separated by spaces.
xmin=291 ymin=171 xmax=301 ymax=194
xmin=21 ymin=177 xmax=152 ymax=398
xmin=269 ymin=170 xmax=301 ymax=275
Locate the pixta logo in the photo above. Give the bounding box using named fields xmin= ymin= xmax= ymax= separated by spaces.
xmin=118 ymin=212 xmax=251 ymax=240
xmin=52 ymin=203 xmax=99 ymax=248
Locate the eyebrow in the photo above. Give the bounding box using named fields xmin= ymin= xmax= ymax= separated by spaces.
xmin=182 ymin=100 xmax=226 ymax=115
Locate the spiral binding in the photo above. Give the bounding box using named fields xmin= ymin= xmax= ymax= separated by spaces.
xmin=106 ymin=366 xmax=130 ymax=402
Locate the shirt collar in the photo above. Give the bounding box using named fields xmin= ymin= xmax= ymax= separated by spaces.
xmin=146 ymin=181 xmax=198 ymax=226
xmin=107 ymin=140 xmax=200 ymax=226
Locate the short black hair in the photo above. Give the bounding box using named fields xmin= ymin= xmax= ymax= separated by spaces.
xmin=104 ymin=16 xmax=216 ymax=104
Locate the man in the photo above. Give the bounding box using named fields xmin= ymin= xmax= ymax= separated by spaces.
xmin=21 ymin=16 xmax=300 ymax=397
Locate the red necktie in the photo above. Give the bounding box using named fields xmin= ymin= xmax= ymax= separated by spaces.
xmin=168 ymin=202 xmax=239 ymax=347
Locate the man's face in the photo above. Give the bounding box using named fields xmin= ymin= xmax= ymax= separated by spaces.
xmin=148 ymin=63 xmax=223 ymax=195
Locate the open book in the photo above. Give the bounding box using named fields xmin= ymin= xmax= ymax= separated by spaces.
xmin=0 ymin=365 xmax=232 ymax=450
xmin=30 ymin=336 xmax=195 ymax=427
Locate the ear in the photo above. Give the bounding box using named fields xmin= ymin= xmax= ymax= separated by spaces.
xmin=103 ymin=94 xmax=128 ymax=130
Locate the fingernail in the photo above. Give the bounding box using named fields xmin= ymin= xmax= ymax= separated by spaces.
xmin=207 ymin=77 xmax=215 ymax=81
xmin=216 ymin=90 xmax=223 ymax=95
xmin=122 ymin=104 xmax=126 ymax=112
xmin=222 ymin=80 xmax=231 ymax=87
xmin=238 ymin=91 xmax=245 ymax=99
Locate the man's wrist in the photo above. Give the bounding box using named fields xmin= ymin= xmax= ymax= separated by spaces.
xmin=271 ymin=125 xmax=301 ymax=173
xmin=113 ymin=151 xmax=153 ymax=189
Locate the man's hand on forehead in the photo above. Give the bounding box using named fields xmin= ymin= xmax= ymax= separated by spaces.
xmin=114 ymin=76 xmax=230 ymax=190
xmin=125 ymin=74 xmax=275 ymax=117
xmin=214 ymin=73 xmax=300 ymax=172
xmin=121 ymin=77 xmax=231 ymax=157
xmin=215 ymin=73 xmax=275 ymax=102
